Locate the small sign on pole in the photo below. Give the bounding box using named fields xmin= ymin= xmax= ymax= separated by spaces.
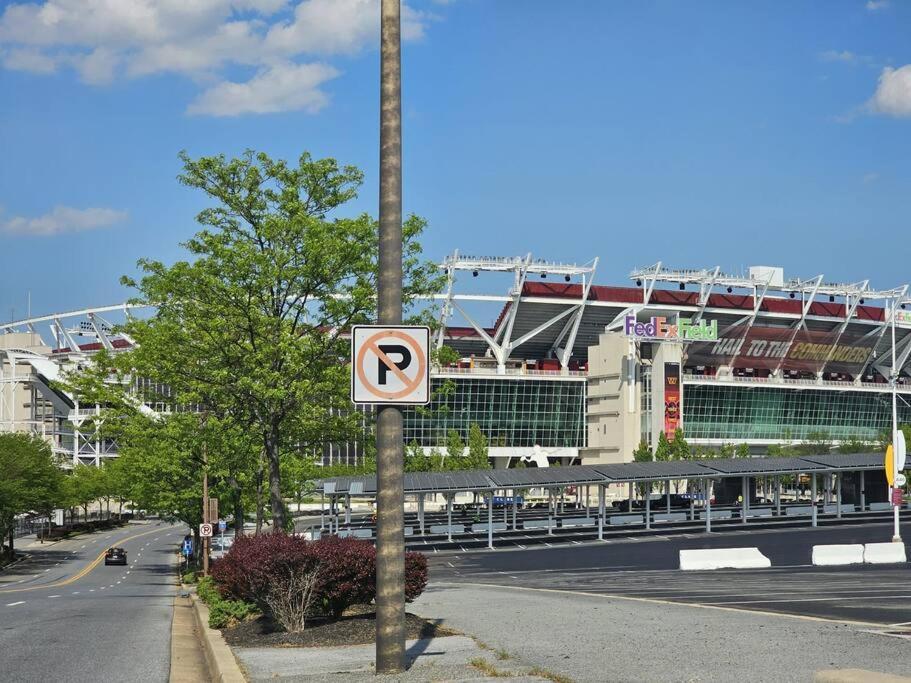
xmin=218 ymin=519 xmax=227 ymax=533
xmin=896 ymin=473 xmax=907 ymax=487
xmin=199 ymin=522 xmax=213 ymax=538
xmin=351 ymin=326 xmax=430 ymax=405
xmin=893 ymin=488 xmax=904 ymax=506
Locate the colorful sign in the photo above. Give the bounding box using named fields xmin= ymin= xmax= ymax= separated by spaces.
xmin=624 ymin=315 xmax=718 ymax=341
xmin=664 ymin=363 xmax=681 ymax=440
xmin=897 ymin=310 xmax=911 ymax=324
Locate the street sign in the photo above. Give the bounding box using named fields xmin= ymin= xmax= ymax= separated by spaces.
xmin=886 ymin=445 xmax=895 ymax=487
xmin=218 ymin=519 xmax=227 ymax=532
xmin=896 ymin=430 xmax=907 ymax=471
xmin=208 ymin=498 xmax=219 ymax=523
xmin=896 ymin=473 xmax=907 ymax=487
xmin=182 ymin=541 xmax=192 ymax=557
xmin=893 ymin=488 xmax=904 ymax=506
xmin=199 ymin=522 xmax=213 ymax=538
xmin=351 ymin=325 xmax=430 ymax=405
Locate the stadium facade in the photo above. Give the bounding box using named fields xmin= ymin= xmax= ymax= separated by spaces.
xmin=2 ymin=255 xmax=911 ymax=468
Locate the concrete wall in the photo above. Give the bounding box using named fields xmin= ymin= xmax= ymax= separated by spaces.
xmin=582 ymin=331 xmax=640 ymax=464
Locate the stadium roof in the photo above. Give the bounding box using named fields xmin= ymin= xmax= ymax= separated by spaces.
xmin=316 ymin=452 xmax=885 ymax=496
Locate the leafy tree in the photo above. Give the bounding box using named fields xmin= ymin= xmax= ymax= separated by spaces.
xmin=466 ymin=423 xmax=490 ymax=470
xmin=795 ymin=431 xmax=832 ymax=456
xmin=0 ymin=434 xmax=64 ymax=559
xmin=632 ymin=439 xmax=652 ymax=462
xmin=735 ymin=443 xmax=750 ymax=458
xmin=65 ymin=150 xmax=441 ymax=531
xmin=718 ymin=443 xmax=735 ymax=458
xmin=404 ymin=441 xmax=432 ymax=473
xmin=67 ymin=464 xmax=105 ymax=522
xmin=670 ymin=429 xmax=690 ymax=461
xmin=654 ymin=432 xmax=672 ymax=462
xmin=445 ymin=429 xmax=465 ymax=463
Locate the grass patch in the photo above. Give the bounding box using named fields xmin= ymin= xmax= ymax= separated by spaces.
xmin=528 ymin=666 xmax=575 ymax=683
xmin=495 ymin=648 xmax=511 ymax=661
xmin=469 ymin=657 xmax=513 ymax=678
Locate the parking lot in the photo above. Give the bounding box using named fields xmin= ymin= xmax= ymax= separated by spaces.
xmin=430 ymin=521 xmax=911 ymax=625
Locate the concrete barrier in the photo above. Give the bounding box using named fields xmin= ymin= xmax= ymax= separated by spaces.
xmin=786 ymin=506 xmax=814 ymax=516
xmin=823 ymin=504 xmax=856 ymax=515
xmin=698 ymin=510 xmax=732 ymax=520
xmin=191 ymin=595 xmax=247 ymax=683
xmin=430 ymin=524 xmax=464 ymax=535
xmin=522 ymin=519 xmax=551 ymax=530
xmin=609 ymin=514 xmax=643 ymax=526
xmin=337 ymin=528 xmax=372 ymax=539
xmin=561 ymin=517 xmax=595 ymax=528
xmin=864 ymin=542 xmax=907 ymax=564
xmin=747 ymin=508 xmax=773 ymax=518
xmin=814 ymin=668 xmax=911 ymax=682
xmin=679 ymin=547 xmax=771 ymax=570
xmin=870 ymin=502 xmax=893 ymax=512
xmin=812 ymin=544 xmax=865 ymax=566
xmin=653 ymin=512 xmax=688 ymax=522
xmin=471 ymin=522 xmax=507 ymax=533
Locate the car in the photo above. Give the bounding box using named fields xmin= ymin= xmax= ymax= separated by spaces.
xmin=104 ymin=547 xmax=127 ymax=566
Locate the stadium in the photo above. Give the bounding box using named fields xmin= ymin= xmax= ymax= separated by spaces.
xmin=2 ymin=253 xmax=911 ymax=469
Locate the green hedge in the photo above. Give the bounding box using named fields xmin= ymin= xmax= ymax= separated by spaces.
xmin=196 ymin=576 xmax=257 ymax=629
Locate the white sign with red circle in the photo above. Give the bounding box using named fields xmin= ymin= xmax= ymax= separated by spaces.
xmin=199 ymin=522 xmax=213 ymax=538
xmin=351 ymin=325 xmax=430 ymax=405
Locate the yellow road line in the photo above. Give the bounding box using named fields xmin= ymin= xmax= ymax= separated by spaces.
xmin=442 ymin=581 xmax=890 ymax=628
xmin=0 ymin=526 xmax=173 ymax=595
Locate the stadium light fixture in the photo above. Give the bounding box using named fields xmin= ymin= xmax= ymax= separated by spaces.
xmin=727 ymin=287 xmax=733 ymax=294
xmin=541 ymin=272 xmax=547 ymax=279
xmin=829 ymin=295 xmax=835 ymax=303
xmin=679 ymin=283 xmax=685 ymax=291
xmin=636 ymin=280 xmax=642 ymax=287
xmin=472 ymin=270 xmax=478 ymax=277
xmin=564 ymin=275 xmax=571 ymax=282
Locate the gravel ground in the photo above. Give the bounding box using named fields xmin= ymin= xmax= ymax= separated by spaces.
xmin=411 ymin=582 xmax=911 ymax=683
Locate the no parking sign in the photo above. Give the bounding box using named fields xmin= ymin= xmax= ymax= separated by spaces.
xmin=351 ymin=326 xmax=430 ymax=405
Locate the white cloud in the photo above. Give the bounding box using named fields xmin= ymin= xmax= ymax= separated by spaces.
xmin=2 ymin=206 xmax=127 ymax=236
xmin=868 ymin=65 xmax=911 ymax=117
xmin=866 ymin=0 xmax=889 ymax=11
xmin=187 ymin=61 xmax=339 ymax=116
xmin=819 ymin=50 xmax=858 ymax=64
xmin=0 ymin=0 xmax=436 ymax=114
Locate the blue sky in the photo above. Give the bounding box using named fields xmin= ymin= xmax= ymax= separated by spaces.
xmin=1 ymin=0 xmax=910 ymax=321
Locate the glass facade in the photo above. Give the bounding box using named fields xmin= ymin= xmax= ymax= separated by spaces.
xmin=683 ymin=383 xmax=911 ymax=442
xmin=404 ymin=376 xmax=587 ymax=448
xmin=640 ymin=366 xmax=652 ymax=447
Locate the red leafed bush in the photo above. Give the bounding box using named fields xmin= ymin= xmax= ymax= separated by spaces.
xmin=211 ymin=534 xmax=429 ymax=623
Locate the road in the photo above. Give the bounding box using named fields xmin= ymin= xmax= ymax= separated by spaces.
xmin=0 ymin=521 xmax=186 ymax=683
xmin=430 ymin=521 xmax=911 ymax=623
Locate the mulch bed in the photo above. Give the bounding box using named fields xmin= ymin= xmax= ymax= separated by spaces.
xmin=221 ymin=604 xmax=458 ymax=648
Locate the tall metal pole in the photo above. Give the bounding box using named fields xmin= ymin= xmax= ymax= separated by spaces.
xmin=892 ymin=298 xmax=901 ymax=542
xmin=202 ymin=430 xmax=209 ymax=576
xmin=376 ymin=0 xmax=405 ymax=673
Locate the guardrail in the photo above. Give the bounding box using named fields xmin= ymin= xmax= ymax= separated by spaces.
xmin=682 ymin=373 xmax=911 ymax=393
xmin=436 ymin=366 xmax=587 ymax=378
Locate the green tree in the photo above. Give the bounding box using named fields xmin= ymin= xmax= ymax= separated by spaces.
xmin=445 ymin=429 xmax=465 ymax=466
xmin=404 ymin=441 xmax=432 ymax=473
xmin=0 ymin=434 xmax=64 ymax=560
xmin=67 ymin=464 xmax=105 ymax=522
xmin=718 ymin=443 xmax=736 ymax=458
xmin=671 ymin=429 xmax=690 ymax=461
xmin=632 ymin=439 xmax=652 ymax=462
xmin=654 ymin=432 xmax=672 ymax=462
xmin=735 ymin=443 xmax=750 ymax=458
xmin=466 ymin=423 xmax=490 ymax=470
xmin=66 ymin=150 xmax=440 ymax=532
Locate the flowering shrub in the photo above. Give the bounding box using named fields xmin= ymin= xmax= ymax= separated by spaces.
xmin=211 ymin=533 xmax=429 ymax=626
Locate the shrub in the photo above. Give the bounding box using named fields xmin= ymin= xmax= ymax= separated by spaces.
xmin=210 ymin=533 xmax=430 ymax=628
xmin=196 ymin=575 xmax=257 ymax=629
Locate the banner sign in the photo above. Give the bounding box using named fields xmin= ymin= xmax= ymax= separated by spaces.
xmin=686 ymin=325 xmax=876 ymax=375
xmin=624 ymin=315 xmax=718 ymax=342
xmin=664 ymin=363 xmax=681 ymax=440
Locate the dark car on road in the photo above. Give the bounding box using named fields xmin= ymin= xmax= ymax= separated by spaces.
xmin=104 ymin=547 xmax=127 ymax=566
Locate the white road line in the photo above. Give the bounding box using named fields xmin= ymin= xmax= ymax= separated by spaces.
xmin=43 ymin=569 xmax=50 ymax=572
xmin=47 ymin=595 xmax=60 ymax=598
xmin=126 ymin=571 xmax=130 ymax=575
xmin=446 ymin=562 xmax=454 ymax=568
xmin=72 ymin=592 xmax=80 ymax=595
xmin=89 ymin=589 xmax=95 ymax=592
xmin=108 ymin=584 xmax=114 ymax=588
xmin=81 ymin=544 xmax=86 ymax=548
xmin=5 ymin=601 xmax=25 ymax=606
xmin=116 ymin=581 xmax=121 ymax=585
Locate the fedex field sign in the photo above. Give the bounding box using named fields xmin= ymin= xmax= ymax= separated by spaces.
xmin=624 ymin=315 xmax=718 ymax=342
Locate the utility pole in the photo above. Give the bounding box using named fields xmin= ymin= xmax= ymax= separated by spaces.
xmin=891 ymin=298 xmax=901 ymax=542
xmin=202 ymin=415 xmax=210 ymax=576
xmin=376 ymin=0 xmax=405 ymax=674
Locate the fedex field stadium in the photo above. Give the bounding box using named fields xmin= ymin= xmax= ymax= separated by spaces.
xmin=1 ymin=254 xmax=910 ymax=468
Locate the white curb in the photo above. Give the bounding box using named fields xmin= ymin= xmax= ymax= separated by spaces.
xmin=679 ymin=547 xmax=771 ymax=570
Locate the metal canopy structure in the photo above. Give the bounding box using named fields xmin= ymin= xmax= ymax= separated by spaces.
xmin=317 ymin=452 xmax=884 ymax=496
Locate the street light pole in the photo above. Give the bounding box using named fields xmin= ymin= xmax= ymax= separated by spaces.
xmin=376 ymin=0 xmax=406 ymax=674
xmin=892 ymin=297 xmax=901 ymax=542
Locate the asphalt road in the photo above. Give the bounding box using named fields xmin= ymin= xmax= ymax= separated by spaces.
xmin=430 ymin=521 xmax=911 ymax=625
xmin=0 ymin=521 xmax=186 ymax=683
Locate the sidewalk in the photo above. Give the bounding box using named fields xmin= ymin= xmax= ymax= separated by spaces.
xmin=232 ymin=634 xmax=553 ymax=682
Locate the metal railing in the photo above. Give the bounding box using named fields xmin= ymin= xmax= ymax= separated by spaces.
xmin=683 ymin=372 xmax=911 ymax=393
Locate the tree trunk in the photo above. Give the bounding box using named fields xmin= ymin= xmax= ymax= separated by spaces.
xmin=8 ymin=528 xmax=13 ymax=560
xmin=265 ymin=426 xmax=286 ymax=532
xmin=255 ymin=452 xmax=265 ymax=534
xmin=232 ymin=487 xmax=245 ymax=537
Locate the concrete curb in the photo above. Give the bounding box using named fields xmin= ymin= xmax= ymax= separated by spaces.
xmin=191 ymin=593 xmax=248 ymax=682
xmin=814 ymin=669 xmax=911 ymax=682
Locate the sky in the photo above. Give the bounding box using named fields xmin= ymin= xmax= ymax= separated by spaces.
xmin=1 ymin=0 xmax=910 ymax=322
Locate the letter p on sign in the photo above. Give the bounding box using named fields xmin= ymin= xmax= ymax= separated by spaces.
xmin=351 ymin=325 xmax=431 ymax=405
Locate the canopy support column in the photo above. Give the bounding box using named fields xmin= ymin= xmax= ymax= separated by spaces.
xmin=705 ymin=479 xmax=712 ymax=533
xmin=628 ymin=482 xmax=634 ymax=512
xmin=447 ymin=494 xmax=453 ymax=543
xmin=776 ymin=477 xmax=782 ymax=516
xmin=487 ymin=491 xmax=494 ymax=550
xmin=418 ymin=495 xmax=424 ymax=535
xmin=598 ymin=484 xmax=605 ymax=541
xmin=742 ymin=476 xmax=748 ymax=524
xmin=836 ymin=474 xmax=843 ymax=519
xmin=861 ymin=471 xmax=866 ymax=511
xmin=811 ymin=473 xmax=818 ymax=527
